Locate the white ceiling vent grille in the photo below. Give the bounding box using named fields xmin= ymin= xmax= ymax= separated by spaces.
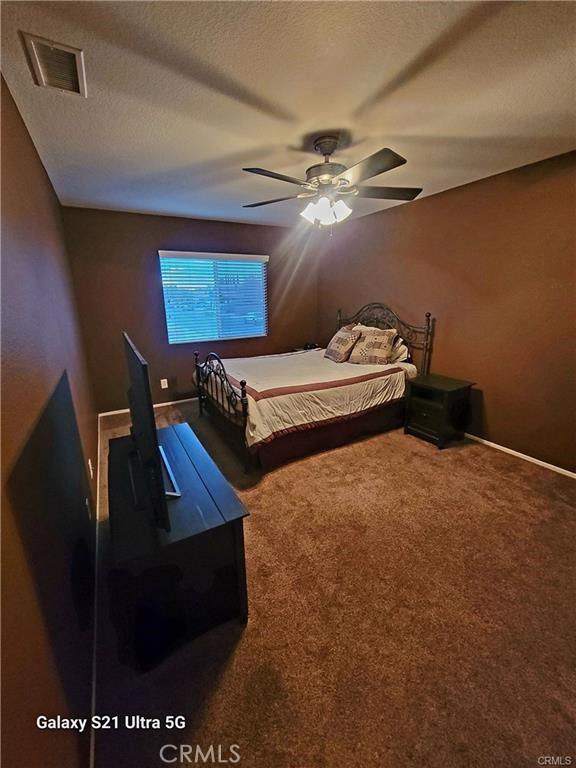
xmin=23 ymin=33 xmax=87 ymax=97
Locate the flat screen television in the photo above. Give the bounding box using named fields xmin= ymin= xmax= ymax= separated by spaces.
xmin=123 ymin=332 xmax=180 ymax=532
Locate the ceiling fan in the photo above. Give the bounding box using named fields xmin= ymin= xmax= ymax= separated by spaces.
xmin=242 ymin=135 xmax=422 ymax=226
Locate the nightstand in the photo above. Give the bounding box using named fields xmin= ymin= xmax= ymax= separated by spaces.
xmin=404 ymin=374 xmax=475 ymax=448
xmin=292 ymin=344 xmax=320 ymax=352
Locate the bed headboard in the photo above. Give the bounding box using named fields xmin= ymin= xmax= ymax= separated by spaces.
xmin=337 ymin=302 xmax=434 ymax=375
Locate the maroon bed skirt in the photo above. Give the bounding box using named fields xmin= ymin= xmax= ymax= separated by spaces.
xmin=256 ymin=398 xmax=405 ymax=470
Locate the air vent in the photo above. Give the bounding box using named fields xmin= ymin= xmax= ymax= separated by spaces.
xmin=23 ymin=33 xmax=87 ymax=97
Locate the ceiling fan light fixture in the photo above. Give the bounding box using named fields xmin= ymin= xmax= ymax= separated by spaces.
xmin=243 ymin=141 xmax=419 ymax=220
xmin=300 ymin=196 xmax=352 ymax=226
xmin=333 ymin=198 xmax=353 ymax=222
xmin=300 ymin=201 xmax=317 ymax=224
xmin=315 ymin=196 xmax=334 ymax=226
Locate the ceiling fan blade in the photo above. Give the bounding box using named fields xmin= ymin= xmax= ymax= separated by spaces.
xmin=242 ymin=167 xmax=312 ymax=188
xmin=243 ymin=196 xmax=300 ymax=208
xmin=334 ymin=148 xmax=407 ymax=185
xmin=354 ymin=186 xmax=423 ymax=201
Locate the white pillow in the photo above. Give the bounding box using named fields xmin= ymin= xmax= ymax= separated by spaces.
xmin=390 ymin=343 xmax=410 ymax=363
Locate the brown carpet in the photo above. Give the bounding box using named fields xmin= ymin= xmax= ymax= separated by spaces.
xmin=96 ymin=406 xmax=576 ymax=768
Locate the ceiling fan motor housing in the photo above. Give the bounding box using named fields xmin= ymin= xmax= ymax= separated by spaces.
xmin=305 ymin=162 xmax=348 ymax=185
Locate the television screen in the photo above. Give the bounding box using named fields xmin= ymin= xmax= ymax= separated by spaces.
xmin=122 ymin=333 xmax=170 ymax=531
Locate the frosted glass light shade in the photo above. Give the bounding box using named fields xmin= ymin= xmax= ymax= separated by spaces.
xmin=300 ymin=202 xmax=317 ymax=224
xmin=300 ymin=196 xmax=352 ymax=226
xmin=315 ymin=196 xmax=335 ymax=226
xmin=333 ymin=199 xmax=352 ymax=222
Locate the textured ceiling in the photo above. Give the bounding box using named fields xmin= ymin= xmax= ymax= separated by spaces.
xmin=2 ymin=1 xmax=575 ymax=226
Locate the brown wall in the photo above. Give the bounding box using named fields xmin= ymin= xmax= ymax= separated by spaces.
xmin=317 ymin=152 xmax=576 ymax=472
xmin=1 ymin=80 xmax=97 ymax=767
xmin=62 ymin=208 xmax=319 ymax=413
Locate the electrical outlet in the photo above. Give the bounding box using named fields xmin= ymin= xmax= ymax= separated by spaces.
xmin=88 ymin=458 xmax=94 ymax=480
xmin=160 ymin=378 xmax=169 ymax=390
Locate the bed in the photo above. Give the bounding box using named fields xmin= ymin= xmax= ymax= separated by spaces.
xmin=194 ymin=303 xmax=434 ymax=469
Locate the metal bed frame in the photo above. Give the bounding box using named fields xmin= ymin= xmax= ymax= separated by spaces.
xmin=194 ymin=303 xmax=434 ymax=466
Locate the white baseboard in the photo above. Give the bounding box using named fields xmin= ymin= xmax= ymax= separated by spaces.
xmin=98 ymin=396 xmax=198 ymax=419
xmin=465 ymin=433 xmax=575 ymax=479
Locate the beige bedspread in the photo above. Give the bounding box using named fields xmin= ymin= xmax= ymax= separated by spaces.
xmin=222 ymin=349 xmax=417 ymax=448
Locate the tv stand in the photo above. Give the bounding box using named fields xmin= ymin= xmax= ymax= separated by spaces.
xmin=108 ymin=423 xmax=249 ymax=669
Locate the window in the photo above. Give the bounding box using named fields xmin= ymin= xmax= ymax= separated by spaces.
xmin=159 ymin=251 xmax=269 ymax=344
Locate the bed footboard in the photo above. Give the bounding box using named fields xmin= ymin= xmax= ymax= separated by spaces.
xmin=194 ymin=351 xmax=249 ymax=444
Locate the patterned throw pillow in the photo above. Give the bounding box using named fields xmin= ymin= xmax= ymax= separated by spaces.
xmin=324 ymin=325 xmax=362 ymax=363
xmin=349 ymin=327 xmax=397 ymax=365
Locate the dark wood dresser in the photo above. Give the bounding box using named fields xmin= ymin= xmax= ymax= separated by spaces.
xmin=405 ymin=374 xmax=475 ymax=448
xmin=108 ymin=422 xmax=248 ymax=669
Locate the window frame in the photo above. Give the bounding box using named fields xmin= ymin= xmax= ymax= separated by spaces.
xmin=158 ymin=250 xmax=270 ymax=345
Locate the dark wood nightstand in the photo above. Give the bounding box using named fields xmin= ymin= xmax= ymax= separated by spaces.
xmin=404 ymin=374 xmax=475 ymax=449
xmin=291 ymin=344 xmax=320 ymax=352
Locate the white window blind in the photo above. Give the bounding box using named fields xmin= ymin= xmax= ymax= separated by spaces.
xmin=158 ymin=251 xmax=269 ymax=344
